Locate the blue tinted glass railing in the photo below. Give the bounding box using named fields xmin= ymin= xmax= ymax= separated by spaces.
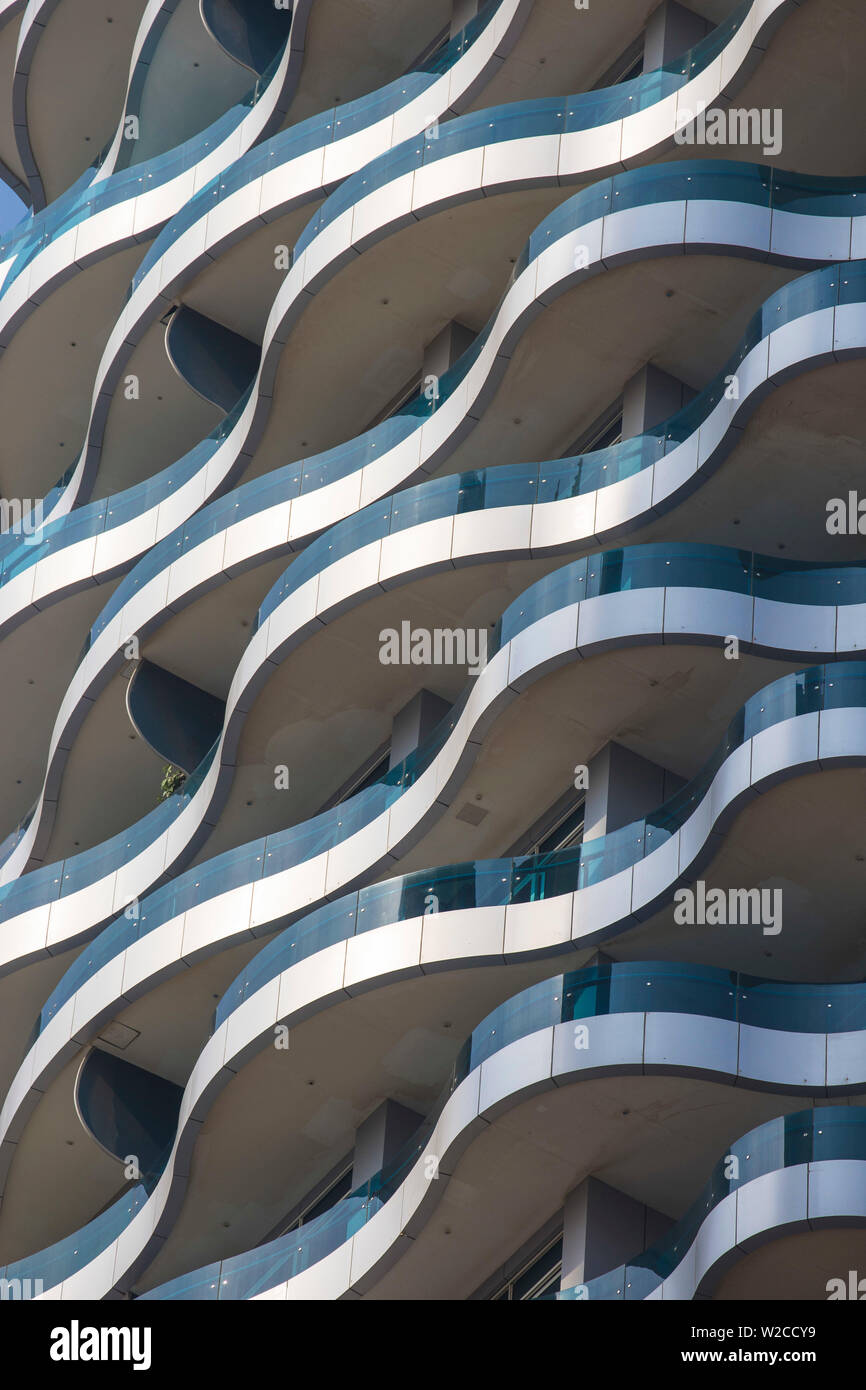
xmin=0 ymin=1183 xmax=148 ymax=1293
xmin=15 ymin=562 xmax=866 ymax=1029
xmin=0 ymin=32 xmax=292 ymax=299
xmin=0 ymin=1120 xmax=177 ymax=1293
xmin=255 ymin=244 xmax=864 ymax=630
xmin=0 ymin=0 xmax=517 ymax=597
xmin=19 ymin=957 xmax=864 ymax=1297
xmin=1 ymin=737 xmax=219 ymax=979
xmin=292 ymin=0 xmax=760 ymax=257
xmin=560 ymin=1106 xmax=866 ymax=1298
xmin=130 ymin=0 xmax=505 ymax=292
xmin=207 ymin=659 xmax=866 ymax=1028
xmin=11 ymin=175 xmax=860 ymax=618
xmin=144 ymin=947 xmax=866 ymax=1304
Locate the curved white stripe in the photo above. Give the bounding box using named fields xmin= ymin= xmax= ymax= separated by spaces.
xmin=5 ymin=659 xmax=866 ymax=1292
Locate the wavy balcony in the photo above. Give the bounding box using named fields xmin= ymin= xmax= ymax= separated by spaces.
xmin=8 ymin=953 xmax=866 ymax=1298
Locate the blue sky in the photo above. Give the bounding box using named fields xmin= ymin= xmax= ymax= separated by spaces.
xmin=0 ymin=179 xmax=28 ymax=236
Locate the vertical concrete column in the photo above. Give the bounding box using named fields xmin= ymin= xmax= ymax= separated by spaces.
xmin=389 ymin=688 xmax=452 ymax=770
xmin=583 ymin=741 xmax=684 ymax=843
xmin=368 ymin=320 xmax=475 ymax=430
xmin=422 ymin=320 xmax=475 ymax=383
xmin=451 ymin=0 xmax=480 ymax=38
xmin=352 ymin=1099 xmax=424 ymax=1188
xmin=621 ymin=362 xmax=697 ymax=440
xmin=585 ymin=949 xmax=615 ymax=967
xmin=560 ymin=1176 xmax=672 ymax=1290
xmin=643 ymin=1 xmax=710 ymax=70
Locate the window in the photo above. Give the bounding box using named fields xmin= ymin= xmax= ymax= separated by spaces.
xmin=521 ymin=792 xmax=586 ymax=858
xmin=577 ymin=411 xmax=623 ymax=455
xmin=337 ymin=752 xmax=390 ymax=802
xmin=614 ymin=51 xmax=644 ymax=84
xmin=534 ymin=797 xmax=585 ymax=856
xmin=591 ymin=37 xmax=645 ymax=93
xmin=490 ymin=1237 xmax=563 ymax=1300
xmin=277 ymin=1166 xmax=353 ymax=1236
xmin=561 ymin=400 xmax=624 ymax=459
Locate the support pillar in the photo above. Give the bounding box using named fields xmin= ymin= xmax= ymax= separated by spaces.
xmin=422 ymin=319 xmax=475 ymax=382
xmin=352 ymin=1099 xmax=424 ymax=1188
xmin=583 ymin=741 xmax=684 ymax=843
xmin=560 ymin=1176 xmax=672 ymax=1291
xmin=450 ymin=0 xmax=480 ymax=38
xmin=643 ymin=1 xmax=710 ymax=70
xmin=621 ymin=362 xmax=696 ymax=440
xmin=389 ymin=688 xmax=452 ymax=770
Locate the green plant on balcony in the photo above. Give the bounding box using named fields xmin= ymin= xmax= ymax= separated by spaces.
xmin=160 ymin=764 xmax=187 ymax=802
